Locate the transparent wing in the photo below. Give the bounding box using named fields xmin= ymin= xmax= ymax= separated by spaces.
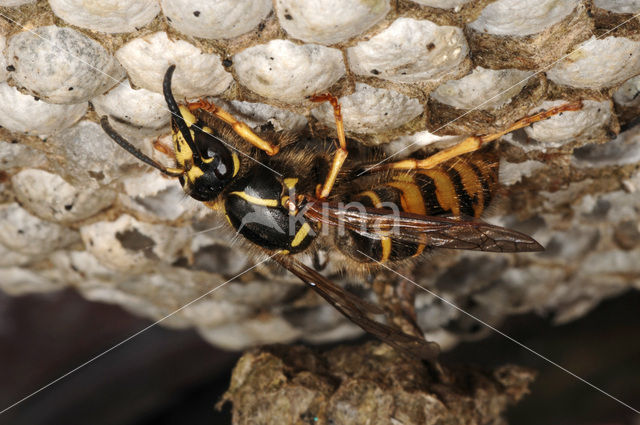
xmin=304 ymin=200 xmax=543 ymax=253
xmin=273 ymin=253 xmax=440 ymax=361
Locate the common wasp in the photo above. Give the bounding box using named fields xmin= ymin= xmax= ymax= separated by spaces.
xmin=101 ymin=65 xmax=581 ymax=360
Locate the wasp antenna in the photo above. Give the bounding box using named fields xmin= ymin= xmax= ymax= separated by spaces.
xmin=163 ymin=64 xmax=194 ymax=146
xmin=100 ymin=116 xmax=183 ymax=178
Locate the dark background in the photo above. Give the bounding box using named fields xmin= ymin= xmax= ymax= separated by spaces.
xmin=0 ymin=288 xmax=638 ymax=425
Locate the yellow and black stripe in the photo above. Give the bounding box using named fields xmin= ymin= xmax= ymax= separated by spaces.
xmin=341 ymin=152 xmax=498 ymax=263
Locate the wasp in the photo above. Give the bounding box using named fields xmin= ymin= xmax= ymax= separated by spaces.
xmin=100 ymin=65 xmax=581 ymax=360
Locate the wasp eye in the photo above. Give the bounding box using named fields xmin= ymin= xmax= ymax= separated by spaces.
xmin=192 ymin=128 xmax=234 ymax=180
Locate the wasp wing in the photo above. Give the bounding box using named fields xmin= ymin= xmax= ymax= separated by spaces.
xmin=304 ymin=201 xmax=543 ymax=253
xmin=273 ymin=253 xmax=440 ymax=361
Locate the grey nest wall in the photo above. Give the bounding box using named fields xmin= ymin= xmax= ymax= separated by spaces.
xmin=0 ymin=0 xmax=639 ymax=356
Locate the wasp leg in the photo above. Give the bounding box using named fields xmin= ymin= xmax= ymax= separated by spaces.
xmin=185 ymin=99 xmax=279 ymax=156
xmin=152 ymin=137 xmax=175 ymax=158
xmin=373 ymin=277 xmax=424 ymax=340
xmin=375 ymin=101 xmax=583 ymax=172
xmin=310 ymin=93 xmax=348 ymax=199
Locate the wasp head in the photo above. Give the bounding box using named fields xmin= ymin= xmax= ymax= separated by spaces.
xmin=164 ymin=65 xmax=239 ymax=202
xmin=100 ymin=65 xmax=240 ymax=204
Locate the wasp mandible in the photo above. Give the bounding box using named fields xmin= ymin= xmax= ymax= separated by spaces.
xmin=101 ymin=65 xmax=581 ymax=360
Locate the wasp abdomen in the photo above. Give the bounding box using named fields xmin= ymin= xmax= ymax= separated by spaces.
xmin=338 ymin=153 xmax=498 ymax=263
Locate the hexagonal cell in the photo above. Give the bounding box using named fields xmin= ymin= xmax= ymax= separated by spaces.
xmin=0 ymin=203 xmax=79 ymax=256
xmin=571 ymin=179 xmax=640 ymax=224
xmin=593 ymin=0 xmax=640 ymax=14
xmin=92 ymin=79 xmax=170 ymax=135
xmin=521 ymin=100 xmax=613 ymax=149
xmin=50 ymin=250 xmax=119 ymax=285
xmin=546 ymin=36 xmax=640 ymax=89
xmin=431 ymin=67 xmax=533 ymax=110
xmin=499 ymin=159 xmax=545 ymax=186
xmin=221 ymin=100 xmax=308 ymax=132
xmin=0 ymin=83 xmax=87 ymax=135
xmin=427 ymin=70 xmax=548 ymax=136
xmin=115 ymin=32 xmax=233 ymax=98
xmin=11 ymin=169 xmax=117 ymax=223
xmin=161 ymin=0 xmax=272 ymax=39
xmin=312 ymin=83 xmax=423 ymax=134
xmin=48 ymin=120 xmax=138 ymax=188
xmin=120 ymin=171 xmax=203 ymax=221
xmin=80 ymin=214 xmax=191 ymax=271
xmin=0 ymin=0 xmax=35 ymax=5
xmin=572 ymin=124 xmax=640 ymax=168
xmin=347 ymin=18 xmax=469 ymax=84
xmin=275 ymin=0 xmax=389 ymax=45
xmin=408 ymin=0 xmax=470 ymax=9
xmin=49 ymin=0 xmax=160 ymax=33
xmin=465 ymin=2 xmax=591 ymax=69
xmin=233 ymin=39 xmax=345 ymax=103
xmin=0 ymin=35 xmax=8 ymax=83
xmin=0 ymin=141 xmax=47 ymax=170
xmin=468 ymin=0 xmax=578 ymax=36
xmin=184 ymin=228 xmax=253 ymax=275
xmin=613 ymin=75 xmax=640 ymax=107
xmin=6 ymin=26 xmax=125 ymax=104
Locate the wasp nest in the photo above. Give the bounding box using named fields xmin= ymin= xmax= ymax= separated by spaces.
xmin=1 ymin=0 xmax=640 ymax=417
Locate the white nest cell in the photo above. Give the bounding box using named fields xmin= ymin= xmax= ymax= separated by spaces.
xmin=498 ymin=159 xmax=545 ymax=186
xmin=120 ymin=172 xmax=201 ymax=221
xmin=49 ymin=120 xmax=139 ymax=187
xmin=115 ymin=31 xmax=233 ymax=98
xmin=523 ymin=100 xmax=612 ymax=147
xmin=0 ymin=203 xmax=79 ymax=256
xmin=613 ymin=75 xmax=640 ymax=107
xmin=233 ymin=39 xmax=345 ymax=103
xmin=593 ymin=0 xmax=640 ymax=13
xmin=572 ymin=125 xmax=640 ymax=168
xmin=468 ymin=0 xmax=578 ymax=36
xmin=11 ymin=169 xmax=117 ymax=223
xmin=49 ymin=0 xmax=160 ymax=33
xmin=92 ymin=79 xmax=170 ymax=131
xmin=547 ymin=36 xmax=640 ymax=89
xmin=209 ymin=99 xmax=307 ymax=132
xmin=161 ymin=0 xmax=272 ymax=39
xmin=0 ymin=141 xmax=47 ymax=170
xmin=0 ymin=83 xmax=87 ymax=135
xmin=80 ymin=214 xmax=191 ymax=271
xmin=0 ymin=0 xmax=35 ymax=5
xmin=347 ymin=18 xmax=468 ymax=84
xmin=431 ymin=66 xmax=533 ymax=110
xmin=408 ymin=0 xmax=470 ymax=9
xmin=6 ymin=26 xmax=125 ymax=104
xmin=312 ymin=83 xmax=423 ymax=134
xmin=275 ymin=0 xmax=390 ymax=45
xmin=0 ymin=35 xmax=8 ymax=83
